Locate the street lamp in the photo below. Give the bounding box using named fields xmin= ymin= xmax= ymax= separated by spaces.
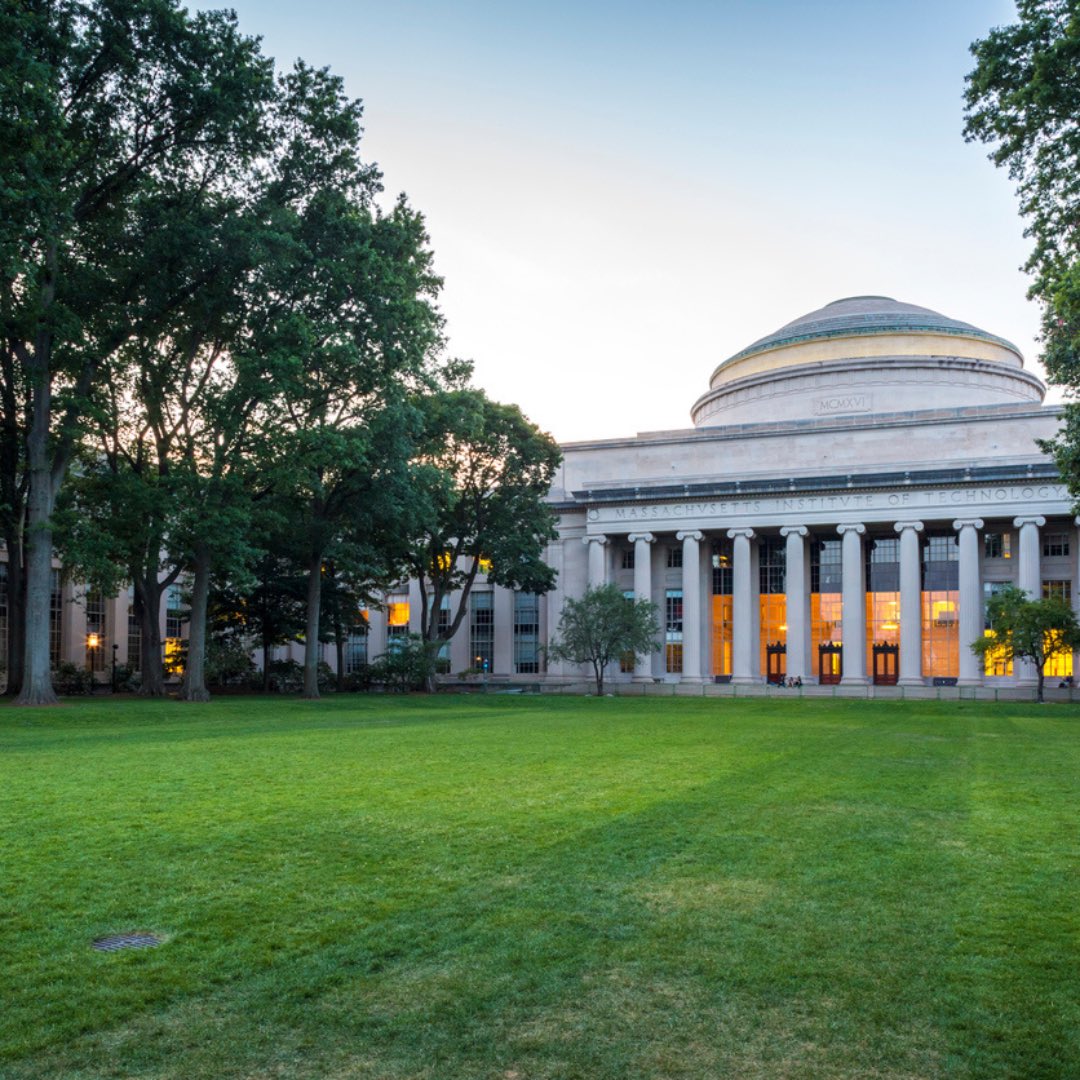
xmin=111 ymin=643 xmax=119 ymax=692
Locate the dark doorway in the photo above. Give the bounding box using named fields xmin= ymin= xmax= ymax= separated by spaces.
xmin=872 ymin=642 xmax=899 ymax=685
xmin=766 ymin=641 xmax=786 ymax=685
xmin=819 ymin=642 xmax=842 ymax=685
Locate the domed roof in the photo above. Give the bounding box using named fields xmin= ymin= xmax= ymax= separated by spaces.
xmin=726 ymin=295 xmax=1019 ymax=365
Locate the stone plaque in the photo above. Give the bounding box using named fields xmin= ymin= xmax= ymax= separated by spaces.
xmin=812 ymin=392 xmax=873 ymax=415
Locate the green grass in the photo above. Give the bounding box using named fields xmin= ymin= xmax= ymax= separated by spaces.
xmin=1 ymin=695 xmax=1077 ymax=1079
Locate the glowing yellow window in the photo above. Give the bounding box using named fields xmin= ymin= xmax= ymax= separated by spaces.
xmin=478 ymin=557 xmax=493 ymax=575
xmin=387 ymin=601 xmax=410 ymax=627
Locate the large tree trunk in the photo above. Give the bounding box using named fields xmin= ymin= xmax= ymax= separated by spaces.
xmin=261 ymin=638 xmax=271 ymax=692
xmin=1037 ymin=668 xmax=1045 ymax=704
xmin=302 ymin=550 xmax=322 ymax=699
xmin=135 ymin=577 xmax=167 ymax=697
xmin=3 ymin=541 xmax=26 ymax=696
xmin=16 ymin=380 xmax=59 ymax=706
xmin=180 ymin=544 xmax=211 ymax=702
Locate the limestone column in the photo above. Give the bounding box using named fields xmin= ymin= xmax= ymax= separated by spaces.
xmin=677 ymin=530 xmax=705 ymax=682
xmin=628 ymin=532 xmax=655 ymax=681
xmin=954 ymin=518 xmax=985 ymax=686
xmin=895 ymin=521 xmax=925 ymax=686
xmin=583 ymin=534 xmax=609 ymax=589
xmin=780 ymin=526 xmax=809 ymax=680
xmin=1014 ymin=515 xmax=1046 ymax=685
xmin=837 ymin=523 xmax=867 ymax=685
xmin=727 ymin=528 xmax=757 ymax=683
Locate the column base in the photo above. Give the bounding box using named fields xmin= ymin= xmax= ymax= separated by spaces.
xmin=957 ymin=677 xmax=983 ymax=687
xmin=840 ymin=675 xmax=869 ymax=686
xmin=678 ymin=675 xmax=709 ymax=685
xmin=632 ymin=675 xmax=655 ymax=684
xmin=898 ymin=677 xmax=925 ymax=687
xmin=731 ymin=675 xmax=758 ymax=685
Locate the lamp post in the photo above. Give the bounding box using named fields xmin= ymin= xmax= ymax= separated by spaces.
xmin=86 ymin=633 xmax=99 ymax=691
xmin=111 ymin=643 xmax=119 ymax=693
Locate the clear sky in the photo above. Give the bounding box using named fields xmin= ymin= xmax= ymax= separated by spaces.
xmin=193 ymin=0 xmax=1037 ymax=443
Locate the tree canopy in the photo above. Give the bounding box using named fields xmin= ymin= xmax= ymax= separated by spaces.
xmin=546 ymin=584 xmax=659 ymax=696
xmin=965 ymin=2 xmax=1080 ymax=497
xmin=970 ymin=584 xmax=1080 ymax=702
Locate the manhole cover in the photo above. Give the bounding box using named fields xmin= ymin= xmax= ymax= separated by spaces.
xmin=92 ymin=933 xmax=162 ymax=953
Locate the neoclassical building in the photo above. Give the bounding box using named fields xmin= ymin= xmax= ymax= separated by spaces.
xmin=26 ymin=294 xmax=1078 ymax=693
xmin=407 ymin=295 xmax=1075 ymax=691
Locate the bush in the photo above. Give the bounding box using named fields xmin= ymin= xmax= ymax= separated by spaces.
xmin=52 ymin=662 xmax=95 ymax=696
xmin=369 ymin=634 xmax=439 ymax=692
xmin=258 ymin=657 xmax=336 ymax=694
xmin=112 ymin=664 xmax=140 ymax=693
xmin=205 ymin=639 xmax=256 ymax=688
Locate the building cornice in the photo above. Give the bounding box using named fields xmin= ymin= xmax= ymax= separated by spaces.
xmin=550 ymin=461 xmax=1063 ymax=511
xmin=558 ymin=402 xmax=1062 ymax=455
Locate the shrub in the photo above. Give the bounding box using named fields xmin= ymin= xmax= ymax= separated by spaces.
xmin=52 ymin=662 xmax=94 ymax=696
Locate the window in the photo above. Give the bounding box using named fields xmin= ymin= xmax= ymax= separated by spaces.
xmin=1043 ymin=580 xmax=1072 ymax=603
xmin=666 ymin=546 xmax=682 ymax=569
xmin=811 ymin=539 xmax=842 ymax=594
xmin=866 ymin=537 xmax=900 ymax=591
xmin=386 ymin=593 xmax=409 ymax=649
xmin=759 ymin=538 xmax=785 ymax=595
xmin=922 ymin=533 xmax=959 ymax=590
xmin=1042 ymin=533 xmax=1070 ymax=558
xmin=621 ymin=548 xmax=635 ymax=571
xmin=665 ymin=588 xmax=683 ymax=672
xmin=984 ymin=532 xmax=1011 ymax=560
xmin=513 ymin=592 xmax=540 ymax=674
xmin=49 ymin=570 xmax=63 ymax=670
xmin=711 ymin=543 xmax=732 ymax=596
xmin=344 ymin=612 xmax=369 ymax=674
xmin=85 ymin=590 xmax=106 ymax=672
xmin=469 ymin=591 xmax=494 ymax=671
xmin=982 ymin=581 xmax=1013 ymax=676
xmin=127 ymin=588 xmax=141 ymax=671
xmin=435 ymin=596 xmax=451 ymax=673
xmin=165 ymin=584 xmax=185 ymax=640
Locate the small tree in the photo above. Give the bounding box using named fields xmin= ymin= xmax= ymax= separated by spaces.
xmin=546 ymin=584 xmax=660 ymax=696
xmin=970 ymin=585 xmax=1080 ymax=703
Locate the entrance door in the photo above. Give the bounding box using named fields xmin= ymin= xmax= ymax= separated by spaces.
xmin=872 ymin=642 xmax=899 ymax=685
xmin=819 ymin=642 xmax=842 ymax=685
xmin=766 ymin=641 xmax=786 ymax=685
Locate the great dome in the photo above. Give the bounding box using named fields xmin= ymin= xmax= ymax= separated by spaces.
xmin=690 ymin=295 xmax=1044 ymax=427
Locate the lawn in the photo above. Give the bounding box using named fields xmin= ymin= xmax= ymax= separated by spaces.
xmin=1 ymin=695 xmax=1077 ymax=1079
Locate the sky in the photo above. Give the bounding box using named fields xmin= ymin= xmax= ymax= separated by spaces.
xmin=193 ymin=0 xmax=1038 ymax=443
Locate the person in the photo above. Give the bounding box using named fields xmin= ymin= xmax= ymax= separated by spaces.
xmin=794 ymin=675 xmax=803 ymax=688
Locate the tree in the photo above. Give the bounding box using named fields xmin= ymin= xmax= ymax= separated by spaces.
xmin=405 ymin=387 xmax=561 ymax=690
xmin=970 ymin=584 xmax=1080 ymax=702
xmin=965 ymin=3 xmax=1080 ymax=494
xmin=546 ymin=583 xmax=660 ymax=696
xmin=1 ymin=0 xmax=275 ymax=704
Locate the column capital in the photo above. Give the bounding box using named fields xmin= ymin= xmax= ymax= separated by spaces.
xmin=836 ymin=522 xmax=866 ymax=536
xmin=1013 ymin=515 xmax=1046 ymax=528
xmin=952 ymin=518 xmax=985 ymax=531
xmin=894 ymin=520 xmax=925 ymax=534
xmin=726 ymin=527 xmax=755 ymax=540
xmin=627 ymin=532 xmax=655 ymax=544
xmin=779 ymin=525 xmax=808 ymax=538
xmin=581 ymin=534 xmax=609 ymax=546
xmin=676 ymin=530 xmax=704 ymax=543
